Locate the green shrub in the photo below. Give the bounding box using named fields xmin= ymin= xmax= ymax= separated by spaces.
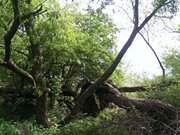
xmin=0 ymin=108 xmax=129 ymax=135
xmin=0 ymin=119 xmax=20 ymax=135
xmin=148 ymin=83 xmax=180 ymax=106
xmin=59 ymin=116 xmax=128 ymax=135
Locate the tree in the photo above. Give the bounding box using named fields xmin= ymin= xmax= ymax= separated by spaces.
xmin=0 ymin=0 xmax=121 ymax=127
xmin=66 ymin=0 xmax=179 ymax=119
xmin=0 ymin=0 xmax=52 ymax=127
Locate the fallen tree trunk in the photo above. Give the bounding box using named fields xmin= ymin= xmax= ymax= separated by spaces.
xmin=101 ymin=82 xmax=176 ymax=122
xmin=102 ymin=93 xmax=176 ymax=122
xmin=102 ymin=81 xmax=147 ymax=93
xmin=117 ymin=86 xmax=147 ymax=92
xmin=104 ymin=81 xmax=175 ymax=119
xmin=63 ymin=81 xmax=176 ymax=124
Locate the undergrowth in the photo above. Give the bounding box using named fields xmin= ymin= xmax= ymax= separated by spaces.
xmin=0 ymin=106 xmax=179 ymax=135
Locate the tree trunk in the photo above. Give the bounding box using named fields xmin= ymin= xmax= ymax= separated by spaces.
xmin=36 ymin=90 xmax=51 ymax=128
xmin=24 ymin=0 xmax=51 ymax=127
xmin=101 ymin=82 xmax=176 ymax=122
xmin=103 ymin=94 xmax=176 ymax=122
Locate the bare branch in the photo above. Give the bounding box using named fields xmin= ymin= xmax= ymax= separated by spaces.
xmin=118 ymin=6 xmax=133 ymax=22
xmin=21 ymin=5 xmax=44 ymax=20
xmin=138 ymin=1 xmax=171 ymax=30
xmin=134 ymin=0 xmax=139 ymax=28
xmin=118 ymin=86 xmax=147 ymax=92
xmin=104 ymin=81 xmax=147 ymax=92
xmin=154 ymin=14 xmax=173 ymax=19
xmin=120 ymin=1 xmax=166 ymax=78
xmin=34 ymin=0 xmax=48 ymax=9
xmin=172 ymin=30 xmax=180 ymax=33
xmin=139 ymin=32 xmax=165 ymax=78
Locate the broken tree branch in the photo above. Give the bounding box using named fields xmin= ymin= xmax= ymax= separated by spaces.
xmin=117 ymin=86 xmax=147 ymax=92
xmin=103 ymin=81 xmax=147 ymax=93
xmin=138 ymin=32 xmax=165 ymax=78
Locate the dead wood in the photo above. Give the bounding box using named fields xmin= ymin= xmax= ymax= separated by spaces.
xmin=63 ymin=80 xmax=176 ymax=124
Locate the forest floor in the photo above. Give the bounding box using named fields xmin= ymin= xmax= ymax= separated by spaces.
xmin=0 ymin=104 xmax=179 ymax=135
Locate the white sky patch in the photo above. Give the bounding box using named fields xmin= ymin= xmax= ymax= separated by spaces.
xmin=59 ymin=0 xmax=180 ymax=78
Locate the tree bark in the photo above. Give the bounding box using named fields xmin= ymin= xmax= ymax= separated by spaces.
xmin=103 ymin=94 xmax=176 ymax=122
xmin=36 ymin=90 xmax=51 ymax=128
xmin=98 ymin=82 xmax=176 ymax=122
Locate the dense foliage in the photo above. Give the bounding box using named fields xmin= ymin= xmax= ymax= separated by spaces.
xmin=0 ymin=0 xmax=122 ymax=87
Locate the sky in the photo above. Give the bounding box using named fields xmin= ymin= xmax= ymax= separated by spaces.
xmin=112 ymin=3 xmax=180 ymax=78
xmin=107 ymin=0 xmax=180 ymax=78
xmin=60 ymin=0 xmax=180 ymax=78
